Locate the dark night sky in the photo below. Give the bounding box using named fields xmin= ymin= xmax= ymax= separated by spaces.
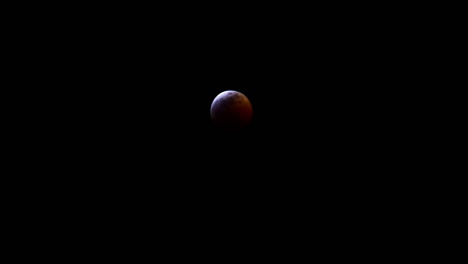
xmin=35 ymin=3 xmax=405 ymax=189
xmin=24 ymin=4 xmax=415 ymax=245
xmin=2 ymin=3 xmax=440 ymax=258
xmin=2 ymin=7 xmax=434 ymax=260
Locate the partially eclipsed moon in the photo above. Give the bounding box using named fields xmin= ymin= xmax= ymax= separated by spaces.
xmin=210 ymin=90 xmax=253 ymax=130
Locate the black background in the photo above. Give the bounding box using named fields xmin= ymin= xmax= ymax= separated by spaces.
xmin=34 ymin=6 xmax=403 ymax=194
xmin=53 ymin=6 xmax=399 ymax=175
xmin=19 ymin=3 xmax=417 ymax=252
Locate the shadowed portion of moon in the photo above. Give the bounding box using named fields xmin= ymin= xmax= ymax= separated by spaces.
xmin=210 ymin=90 xmax=253 ymax=131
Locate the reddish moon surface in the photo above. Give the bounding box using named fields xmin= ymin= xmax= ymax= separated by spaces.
xmin=210 ymin=90 xmax=253 ymax=130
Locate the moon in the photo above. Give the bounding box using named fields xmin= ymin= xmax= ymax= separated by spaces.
xmin=210 ymin=90 xmax=253 ymax=130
